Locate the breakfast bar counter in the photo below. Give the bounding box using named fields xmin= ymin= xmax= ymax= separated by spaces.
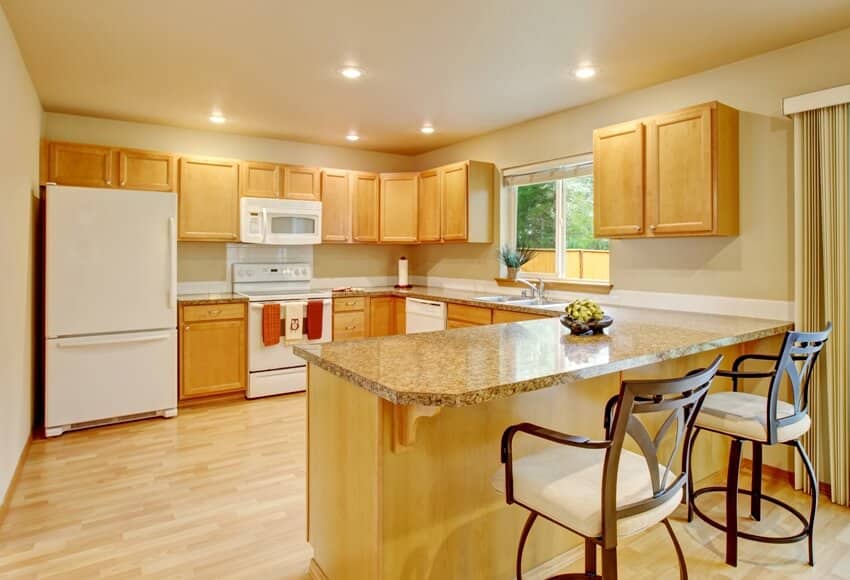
xmin=293 ymin=308 xmax=791 ymax=580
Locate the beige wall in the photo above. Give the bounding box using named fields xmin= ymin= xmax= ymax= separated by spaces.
xmin=0 ymin=7 xmax=41 ymax=501
xmin=44 ymin=113 xmax=418 ymax=282
xmin=410 ymin=27 xmax=850 ymax=300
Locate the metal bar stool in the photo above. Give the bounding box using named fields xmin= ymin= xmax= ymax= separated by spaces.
xmin=686 ymin=324 xmax=832 ymax=567
xmin=493 ymin=357 xmax=722 ymax=580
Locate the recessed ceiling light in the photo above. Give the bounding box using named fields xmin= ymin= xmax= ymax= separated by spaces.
xmin=339 ymin=66 xmax=363 ymax=79
xmin=420 ymin=125 xmax=435 ymax=135
xmin=573 ymin=66 xmax=597 ymax=79
xmin=209 ymin=113 xmax=226 ymax=124
xmin=346 ymin=133 xmax=360 ymax=142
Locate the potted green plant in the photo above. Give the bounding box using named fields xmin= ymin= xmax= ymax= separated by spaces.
xmin=499 ymin=244 xmax=538 ymax=279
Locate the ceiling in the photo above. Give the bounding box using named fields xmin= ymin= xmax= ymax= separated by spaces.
xmin=4 ymin=0 xmax=850 ymax=155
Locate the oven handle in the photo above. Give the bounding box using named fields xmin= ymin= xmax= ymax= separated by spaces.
xmin=249 ymin=298 xmax=332 ymax=310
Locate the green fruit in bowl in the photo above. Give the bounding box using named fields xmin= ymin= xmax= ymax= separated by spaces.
xmin=564 ymin=299 xmax=604 ymax=323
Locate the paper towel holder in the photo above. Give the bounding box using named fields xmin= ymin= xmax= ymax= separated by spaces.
xmin=394 ymin=256 xmax=413 ymax=289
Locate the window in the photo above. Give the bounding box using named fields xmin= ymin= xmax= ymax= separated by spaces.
xmin=508 ymin=158 xmax=609 ymax=282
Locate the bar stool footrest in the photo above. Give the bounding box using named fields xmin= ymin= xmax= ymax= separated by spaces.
xmin=691 ymin=486 xmax=810 ymax=544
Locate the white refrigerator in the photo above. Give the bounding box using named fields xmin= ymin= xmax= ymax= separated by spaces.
xmin=45 ymin=185 xmax=178 ymax=437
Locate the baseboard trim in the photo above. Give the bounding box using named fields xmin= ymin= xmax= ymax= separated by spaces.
xmin=0 ymin=434 xmax=32 ymax=527
xmin=308 ymin=558 xmax=329 ymax=580
xmin=741 ymin=457 xmax=831 ymax=497
xmin=521 ymin=543 xmax=585 ymax=580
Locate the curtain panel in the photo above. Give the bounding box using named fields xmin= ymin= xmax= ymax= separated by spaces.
xmin=793 ymin=103 xmax=849 ymax=506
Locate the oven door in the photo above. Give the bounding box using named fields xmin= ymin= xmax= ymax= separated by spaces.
xmin=247 ymin=298 xmax=332 ymax=373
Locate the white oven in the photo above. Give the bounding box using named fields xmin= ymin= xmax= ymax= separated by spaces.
xmin=240 ymin=197 xmax=322 ymax=245
xmin=234 ymin=263 xmax=331 ymax=399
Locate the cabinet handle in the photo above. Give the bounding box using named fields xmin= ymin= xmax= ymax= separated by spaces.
xmin=649 ymin=225 xmax=657 ymax=231
xmin=208 ymin=309 xmax=222 ymax=316
xmin=184 ymin=325 xmax=190 ymax=330
xmin=632 ymin=225 xmax=640 ymax=231
xmin=344 ymin=325 xmax=356 ymax=330
xmin=346 ymin=301 xmax=357 ymax=306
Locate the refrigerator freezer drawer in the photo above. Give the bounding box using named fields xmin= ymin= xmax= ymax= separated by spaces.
xmin=46 ymin=329 xmax=177 ymax=431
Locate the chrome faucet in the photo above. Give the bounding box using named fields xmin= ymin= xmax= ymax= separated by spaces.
xmin=517 ymin=278 xmax=546 ymax=302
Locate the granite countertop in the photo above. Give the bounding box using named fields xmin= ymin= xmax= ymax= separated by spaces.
xmin=330 ymin=286 xmax=562 ymax=317
xmin=177 ymin=293 xmax=248 ymax=305
xmin=293 ymin=306 xmax=792 ymax=407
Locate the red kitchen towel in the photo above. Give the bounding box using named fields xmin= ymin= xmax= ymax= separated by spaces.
xmin=306 ymin=300 xmax=323 ymax=340
xmin=262 ymin=303 xmax=281 ymax=346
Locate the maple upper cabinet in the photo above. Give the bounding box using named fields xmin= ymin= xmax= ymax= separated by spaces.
xmin=178 ymin=157 xmax=240 ymax=241
xmin=118 ymin=149 xmax=175 ymax=192
xmin=418 ymin=169 xmax=441 ymax=242
xmin=593 ymin=101 xmax=739 ymax=239
xmin=646 ymin=102 xmax=738 ymax=236
xmin=593 ymin=122 xmax=645 ymax=237
xmin=380 ymin=173 xmax=419 ymax=243
xmin=352 ymin=172 xmax=380 ymax=243
xmin=321 ymin=169 xmax=351 ymax=243
xmin=240 ymin=161 xmax=280 ymax=198
xmin=283 ymin=166 xmax=321 ymax=201
xmin=48 ymin=142 xmax=115 ymax=188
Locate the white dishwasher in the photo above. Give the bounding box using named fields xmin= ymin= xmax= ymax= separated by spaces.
xmin=405 ymin=298 xmax=447 ymax=334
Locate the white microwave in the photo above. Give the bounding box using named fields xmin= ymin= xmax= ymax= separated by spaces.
xmin=240 ymin=197 xmax=322 ymax=245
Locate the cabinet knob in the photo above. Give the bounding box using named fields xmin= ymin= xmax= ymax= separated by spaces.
xmin=184 ymin=325 xmax=190 ymax=330
xmin=345 ymin=325 xmax=356 ymax=330
xmin=649 ymin=225 xmax=657 ymax=231
xmin=208 ymin=309 xmax=222 ymax=316
xmin=632 ymin=225 xmax=640 ymax=231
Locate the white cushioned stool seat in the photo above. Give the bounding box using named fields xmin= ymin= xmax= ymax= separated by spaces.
xmin=492 ymin=444 xmax=681 ymax=538
xmin=696 ymin=391 xmax=810 ymax=442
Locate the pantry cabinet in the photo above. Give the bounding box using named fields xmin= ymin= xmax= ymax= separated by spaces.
xmin=240 ymin=161 xmax=280 ymax=198
xmin=593 ymin=101 xmax=739 ymax=239
xmin=178 ymin=156 xmax=240 ymax=241
xmin=179 ymin=302 xmax=247 ymax=400
xmin=352 ymin=172 xmax=380 ymax=243
xmin=380 ymin=173 xmax=419 ymax=243
xmin=321 ymin=169 xmax=351 ymax=242
xmin=283 ymin=166 xmax=321 ymax=201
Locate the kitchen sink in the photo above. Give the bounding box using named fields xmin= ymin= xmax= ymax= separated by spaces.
xmin=474 ymin=295 xmax=520 ymax=303
xmin=475 ymin=295 xmax=567 ymax=308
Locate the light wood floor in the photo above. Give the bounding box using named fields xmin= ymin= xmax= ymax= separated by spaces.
xmin=1 ymin=395 xmax=849 ymax=579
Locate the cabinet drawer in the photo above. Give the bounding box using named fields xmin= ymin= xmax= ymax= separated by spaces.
xmin=447 ymin=303 xmax=492 ymax=325
xmin=182 ymin=303 xmax=245 ymax=323
xmin=334 ymin=311 xmax=367 ymax=340
xmin=334 ymin=297 xmax=366 ymax=312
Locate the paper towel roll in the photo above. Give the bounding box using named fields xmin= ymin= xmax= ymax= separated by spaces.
xmin=398 ymin=257 xmax=409 ymax=287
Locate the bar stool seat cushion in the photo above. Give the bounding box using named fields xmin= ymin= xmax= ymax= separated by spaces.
xmin=696 ymin=392 xmax=810 ymax=442
xmin=492 ymin=445 xmax=681 ymax=538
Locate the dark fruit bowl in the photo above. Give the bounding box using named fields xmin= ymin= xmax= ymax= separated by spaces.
xmin=560 ymin=315 xmax=613 ymax=336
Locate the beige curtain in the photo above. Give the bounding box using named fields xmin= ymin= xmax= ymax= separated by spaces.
xmin=794 ymin=103 xmax=849 ymax=506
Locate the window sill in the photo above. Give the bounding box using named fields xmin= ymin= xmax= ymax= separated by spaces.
xmin=494 ymin=278 xmax=613 ymax=295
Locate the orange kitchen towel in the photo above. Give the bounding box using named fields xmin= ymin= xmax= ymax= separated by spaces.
xmin=262 ymin=303 xmax=281 ymax=346
xmin=306 ymin=300 xmax=323 ymax=340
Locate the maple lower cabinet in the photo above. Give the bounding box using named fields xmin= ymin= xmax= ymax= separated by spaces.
xmin=369 ymin=296 xmax=395 ymax=337
xmin=240 ymin=161 xmax=280 ymax=198
xmin=418 ymin=169 xmax=441 ymax=242
xmin=380 ymin=173 xmax=419 ymax=243
xmin=646 ymin=102 xmax=738 ymax=236
xmin=283 ymin=166 xmax=321 ymax=201
xmin=593 ymin=101 xmax=739 ymax=239
xmin=48 ymin=142 xmax=116 ymax=188
xmin=179 ymin=302 xmax=247 ymax=400
xmin=393 ymin=297 xmax=406 ymax=335
xmin=593 ymin=122 xmax=646 ymax=237
xmin=352 ymin=172 xmax=380 ymax=243
xmin=333 ymin=296 xmax=368 ymax=340
xmin=178 ymin=157 xmax=240 ymax=241
xmin=321 ymin=169 xmax=351 ymax=242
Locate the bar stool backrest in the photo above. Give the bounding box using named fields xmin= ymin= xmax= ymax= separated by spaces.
xmin=600 ymin=356 xmax=721 ymax=546
xmin=765 ymin=323 xmax=832 ymax=444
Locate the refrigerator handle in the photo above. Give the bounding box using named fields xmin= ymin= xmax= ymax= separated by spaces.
xmin=168 ymin=217 xmax=177 ymax=308
xmin=57 ymin=333 xmax=173 ymax=348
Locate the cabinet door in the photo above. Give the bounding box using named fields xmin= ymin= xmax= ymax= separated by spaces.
xmin=369 ymin=296 xmax=394 ymax=337
xmin=321 ymin=170 xmax=351 ymax=242
xmin=593 ymin=121 xmax=645 ymax=237
xmin=178 ymin=157 xmax=239 ymax=241
xmin=180 ymin=318 xmax=246 ymax=398
xmin=441 ymin=162 xmax=469 ymax=241
xmin=646 ymin=106 xmax=713 ymax=235
xmin=241 ymin=161 xmax=280 ymax=198
xmin=119 ymin=149 xmax=175 ymax=191
xmin=48 ymin=142 xmax=115 ymax=187
xmin=283 ymin=166 xmax=321 ymax=201
xmin=418 ymin=169 xmax=441 ymax=242
xmin=393 ymin=297 xmax=406 ymax=335
xmin=380 ymin=173 xmax=419 ymax=243
xmin=352 ymin=172 xmax=380 ymax=243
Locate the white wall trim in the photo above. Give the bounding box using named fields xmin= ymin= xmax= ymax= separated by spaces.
xmin=783 ymin=83 xmax=850 ymax=115
xmin=411 ymin=276 xmax=794 ymax=321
